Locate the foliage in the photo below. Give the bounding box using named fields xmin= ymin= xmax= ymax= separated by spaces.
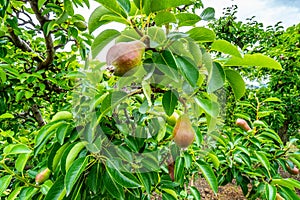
xmin=0 ymin=1 xmax=299 ymax=200
xmin=209 ymin=5 xmax=300 ymax=141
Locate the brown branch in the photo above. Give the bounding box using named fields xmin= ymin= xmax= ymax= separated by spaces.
xmin=29 ymin=0 xmax=55 ymax=71
xmin=32 ymin=104 xmax=46 ymax=127
xmin=8 ymin=28 xmax=33 ymax=53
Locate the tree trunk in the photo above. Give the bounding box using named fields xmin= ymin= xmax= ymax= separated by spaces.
xmin=278 ymin=120 xmax=289 ymax=144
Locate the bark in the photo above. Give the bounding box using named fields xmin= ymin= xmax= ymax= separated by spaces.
xmin=32 ymin=104 xmax=46 ymax=127
xmin=278 ymin=120 xmax=289 ymax=144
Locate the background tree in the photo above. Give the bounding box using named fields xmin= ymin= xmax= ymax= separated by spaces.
xmin=209 ymin=5 xmax=300 ymax=142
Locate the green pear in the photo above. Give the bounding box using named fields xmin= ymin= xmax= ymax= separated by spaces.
xmin=106 ymin=40 xmax=145 ymax=76
xmin=173 ymin=115 xmax=195 ymax=148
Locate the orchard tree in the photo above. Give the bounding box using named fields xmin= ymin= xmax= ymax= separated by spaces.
xmin=1 ymin=1 xmax=300 ymax=200
xmin=209 ymin=5 xmax=300 ymax=142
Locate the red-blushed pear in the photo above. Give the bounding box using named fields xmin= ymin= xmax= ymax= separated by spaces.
xmin=235 ymin=118 xmax=251 ymax=131
xmin=286 ymin=165 xmax=300 ymax=175
xmin=35 ymin=168 xmax=51 ymax=185
xmin=173 ymin=115 xmax=195 ymax=148
xmin=106 ymin=40 xmax=145 ymax=76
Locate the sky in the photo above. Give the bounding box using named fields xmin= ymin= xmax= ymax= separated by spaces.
xmin=201 ymin=0 xmax=300 ymax=28
xmin=78 ymin=0 xmax=300 ymax=29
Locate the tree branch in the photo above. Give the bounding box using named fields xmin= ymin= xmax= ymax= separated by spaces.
xmin=32 ymin=104 xmax=46 ymax=127
xmin=29 ymin=0 xmax=55 ymax=71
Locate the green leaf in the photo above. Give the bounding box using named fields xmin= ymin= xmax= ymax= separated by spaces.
xmin=25 ymin=91 xmax=33 ymax=99
xmin=278 ymin=186 xmax=300 ymax=200
xmin=0 ymin=113 xmax=14 ymax=119
xmin=3 ymin=144 xmax=32 ymax=155
xmin=0 ymin=175 xmax=12 ymax=196
xmin=154 ymin=11 xmax=176 ymax=26
xmin=18 ymin=187 xmax=38 ymax=199
xmin=190 ymin=186 xmax=201 ymax=200
xmin=187 ymin=40 xmax=202 ymax=67
xmin=211 ymin=40 xmax=242 ymax=58
xmin=48 ymin=142 xmax=70 ymax=171
xmin=15 ymin=153 xmax=30 ymax=172
xmin=7 ymin=186 xmax=23 ymax=200
xmin=137 ymin=172 xmax=151 ymax=194
xmin=44 ymin=176 xmax=66 ymax=200
xmin=103 ymin=172 xmax=125 ymax=199
xmin=38 ymin=0 xmax=47 ymax=10
xmin=176 ymin=13 xmax=201 ymax=27
xmin=0 ymin=68 xmax=7 ymax=83
xmin=265 ymin=183 xmax=276 ymax=200
xmin=194 ymin=97 xmax=219 ymax=118
xmin=63 ymin=141 xmax=87 ymax=173
xmin=106 ymin=159 xmax=141 ymax=188
xmin=65 ymin=157 xmax=89 ymax=196
xmin=35 ymin=121 xmax=66 ymax=148
xmin=255 ymin=151 xmax=271 ymax=173
xmin=88 ymin=6 xmax=111 ymax=33
xmin=225 ymin=54 xmax=282 ymax=70
xmin=117 ymin=0 xmax=131 ymax=13
xmin=174 ymin=157 xmax=184 ymax=185
xmin=207 ymin=152 xmax=220 ymax=168
xmin=56 ymin=124 xmax=70 ymax=145
xmin=196 ymin=160 xmax=218 ymax=194
xmin=91 ymin=29 xmax=120 ymax=59
xmin=64 ymin=0 xmax=74 ymax=16
xmin=200 ymin=7 xmax=215 ymax=21
xmin=263 ymin=97 xmax=282 ymax=102
xmin=40 ymin=180 xmax=53 ymax=195
xmin=150 ymin=0 xmax=194 ymax=12
xmin=95 ymin=0 xmax=127 ymax=17
xmin=142 ymin=81 xmax=152 ymax=107
xmin=147 ymin=27 xmax=167 ymax=46
xmin=175 ymin=56 xmax=199 ymax=87
xmin=100 ymin=14 xmax=130 ymax=25
xmin=162 ymin=90 xmax=178 ymax=116
xmin=225 ymin=69 xmax=245 ymax=99
xmin=162 ymin=188 xmax=177 ymax=200
xmin=187 ymin=27 xmax=216 ymax=42
xmin=0 ymin=46 xmax=7 ymax=58
xmin=207 ymin=62 xmax=225 ymax=93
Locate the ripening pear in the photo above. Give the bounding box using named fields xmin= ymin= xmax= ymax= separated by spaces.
xmin=235 ymin=118 xmax=251 ymax=131
xmin=35 ymin=168 xmax=51 ymax=185
xmin=173 ymin=115 xmax=195 ymax=148
xmin=106 ymin=40 xmax=145 ymax=76
xmin=286 ymin=164 xmax=300 ymax=175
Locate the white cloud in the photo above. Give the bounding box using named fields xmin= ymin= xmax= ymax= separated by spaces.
xmin=202 ymin=0 xmax=300 ymax=28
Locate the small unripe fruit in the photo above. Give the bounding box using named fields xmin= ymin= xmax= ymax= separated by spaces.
xmin=173 ymin=115 xmax=195 ymax=148
xmin=166 ymin=112 xmax=179 ymax=126
xmin=74 ymin=22 xmax=87 ymax=31
xmin=35 ymin=168 xmax=51 ymax=185
xmin=235 ymin=118 xmax=251 ymax=131
xmin=51 ymin=111 xmax=73 ymax=122
xmin=106 ymin=40 xmax=145 ymax=76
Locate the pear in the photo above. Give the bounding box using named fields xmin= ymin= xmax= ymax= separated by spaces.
xmin=166 ymin=112 xmax=179 ymax=126
xmin=235 ymin=118 xmax=251 ymax=131
xmin=106 ymin=40 xmax=145 ymax=76
xmin=286 ymin=164 xmax=300 ymax=175
xmin=35 ymin=168 xmax=51 ymax=185
xmin=173 ymin=115 xmax=195 ymax=148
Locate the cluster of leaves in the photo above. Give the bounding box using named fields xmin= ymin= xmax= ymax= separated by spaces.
xmin=211 ymin=96 xmax=300 ymax=199
xmin=209 ymin=5 xmax=300 ymax=141
xmin=0 ymin=0 xmax=298 ymax=200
